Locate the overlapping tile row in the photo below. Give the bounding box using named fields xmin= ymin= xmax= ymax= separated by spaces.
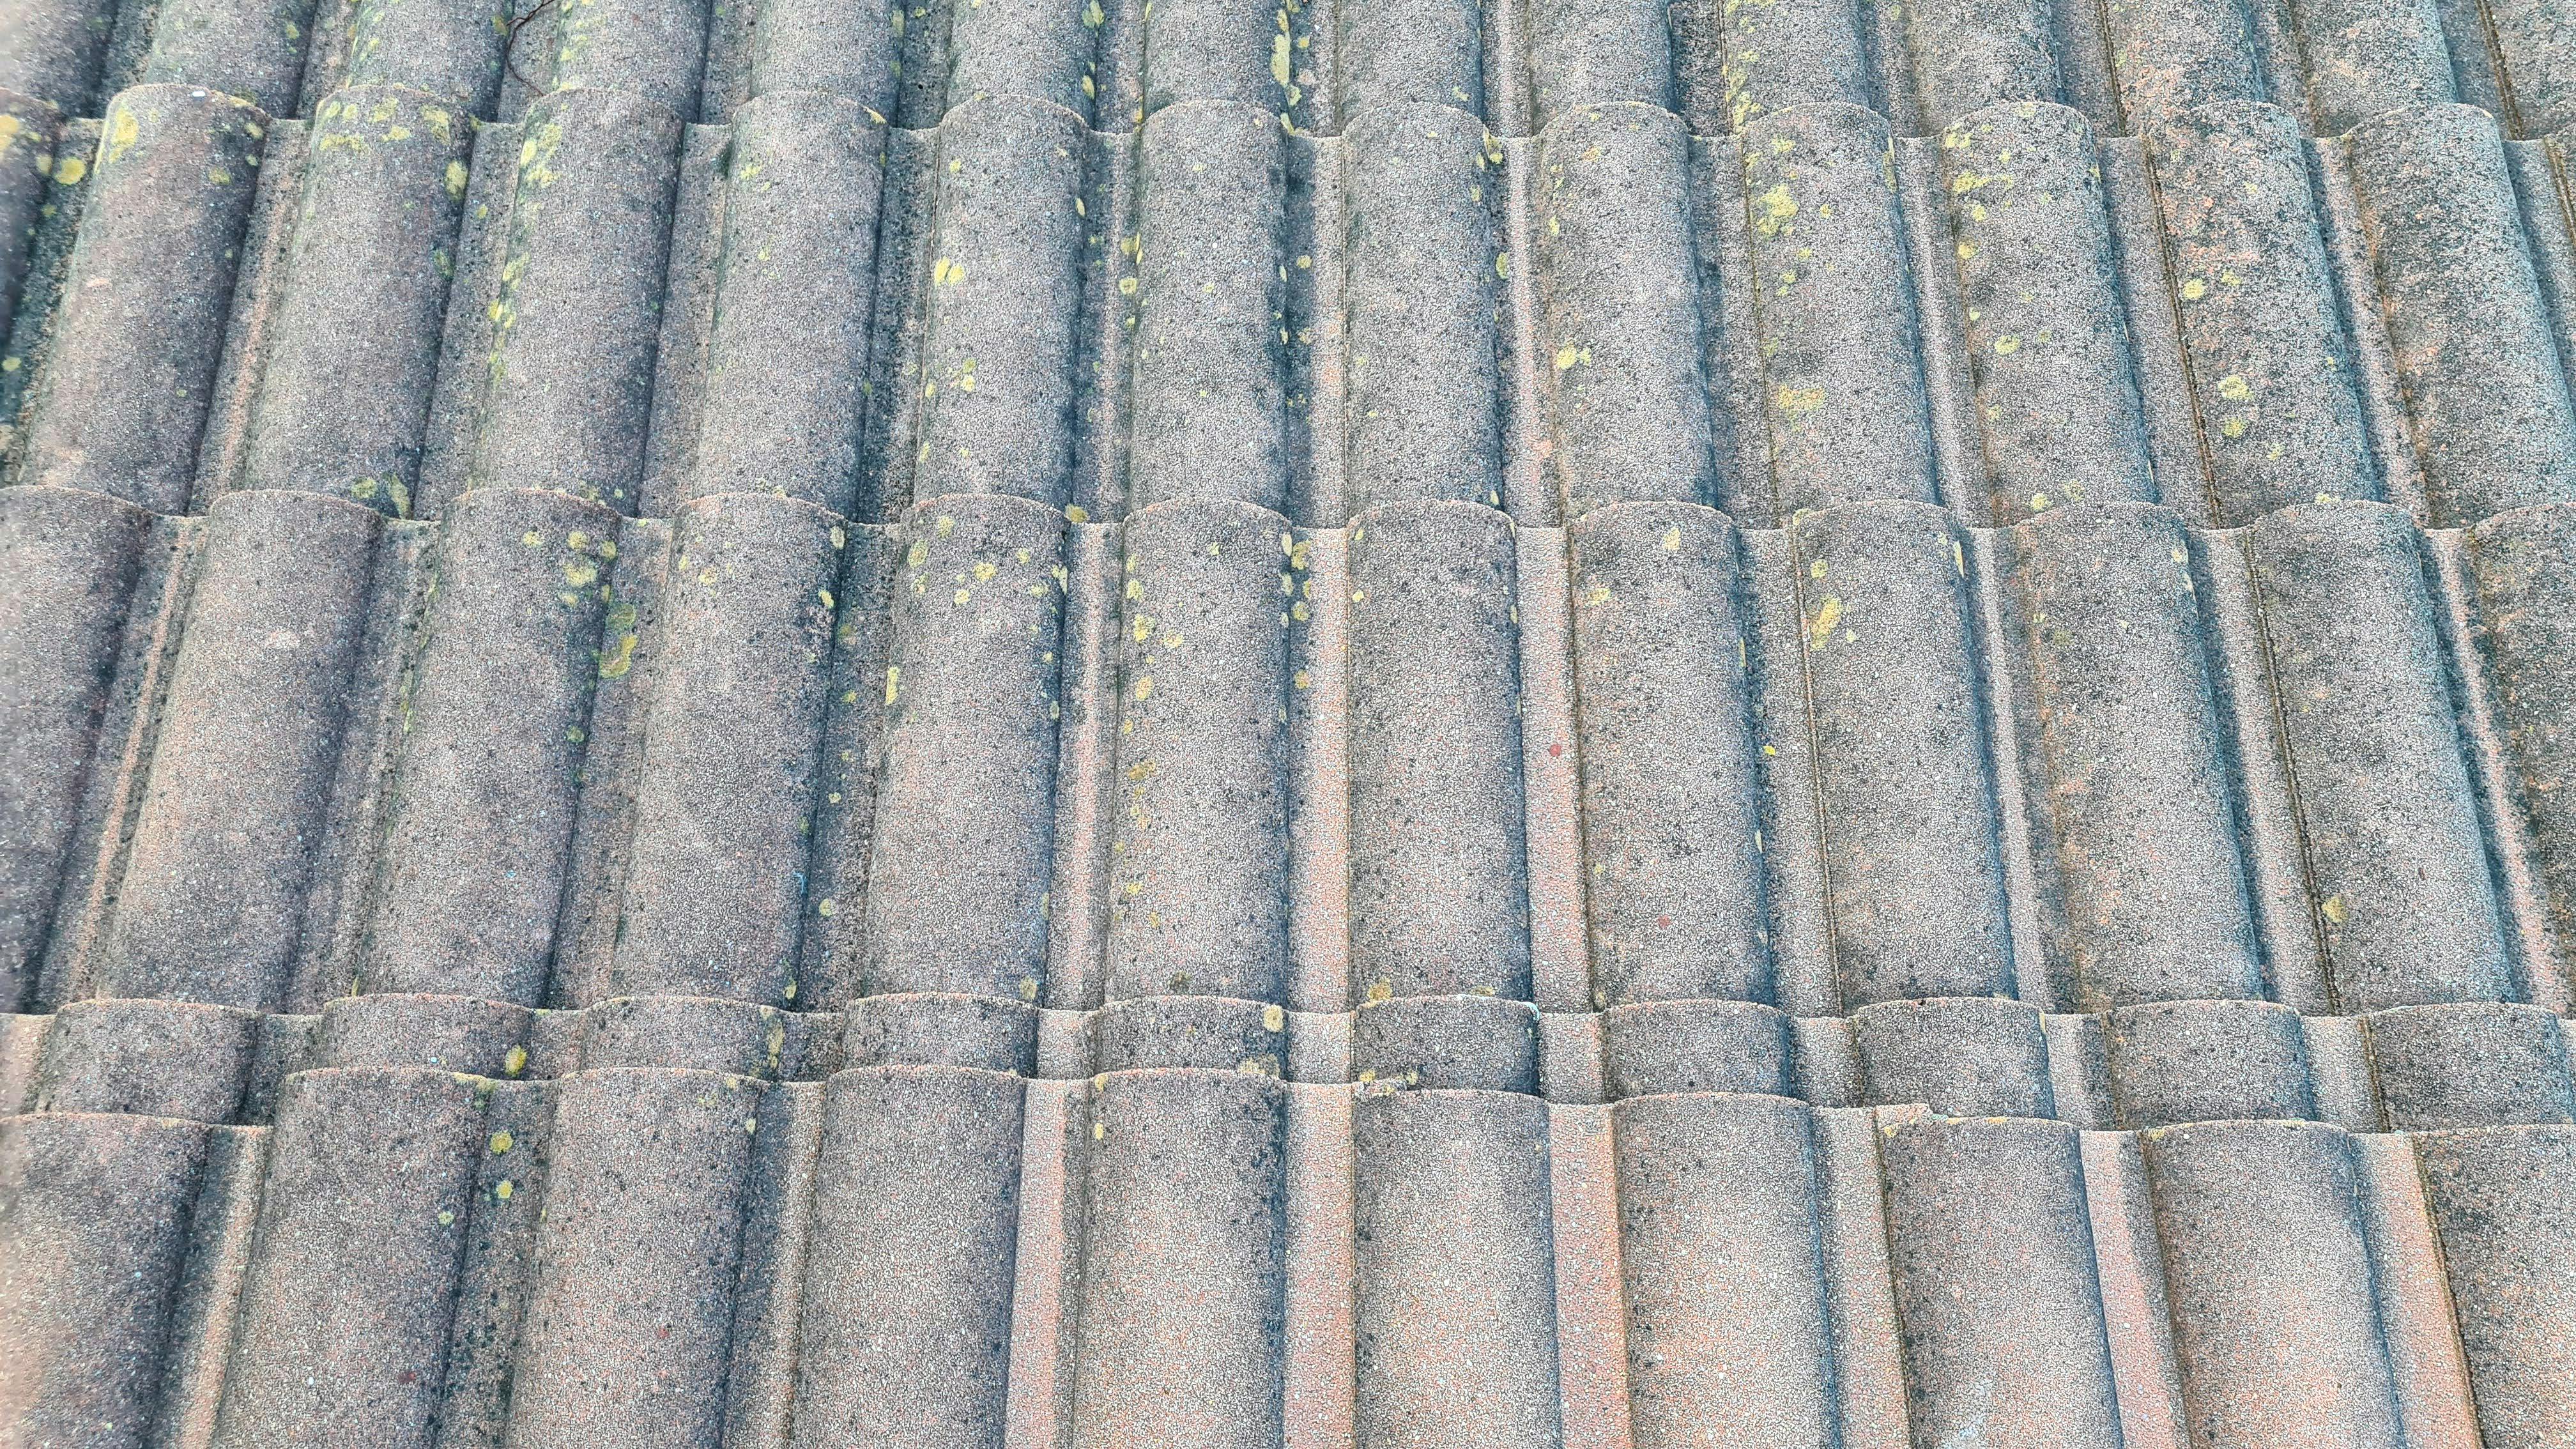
xmin=4 ymin=993 xmax=2573 ymax=1448
xmin=4 ymin=468 xmax=2576 ymax=1441
xmin=8 ymin=0 xmax=2576 ymax=141
xmin=10 ymin=78 xmax=2576 ymax=534
xmin=5 ymin=15 xmax=2576 ymax=1449
xmin=5 ymin=467 xmax=2574 ymax=1057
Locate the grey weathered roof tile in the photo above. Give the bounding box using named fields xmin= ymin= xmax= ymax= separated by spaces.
xmin=2411 ymin=1123 xmax=2576 ymax=1448
xmin=236 ymin=86 xmax=472 ymax=514
xmin=1345 ymin=499 xmax=1528 ymax=1000
xmin=95 ymin=489 xmax=384 ymax=1011
xmin=2103 ymin=995 xmax=2319 ymax=1126
xmin=369 ymin=485 xmax=618 ymax=1002
xmin=137 ymin=0 xmax=313 ymax=118
xmin=10 ymin=2 xmax=2576 ymax=1443
xmin=19 ymin=85 xmax=264 ymax=511
xmin=1852 ymin=994 xmax=2055 ymax=1116
xmin=341 ymin=0 xmax=510 ymax=116
xmin=2253 ymin=500 xmax=2517 ymax=1009
xmin=610 ymin=489 xmax=842 ymax=1004
xmin=1350 ymin=1086 xmax=1560 ymax=1449
xmin=468 ymin=87 xmax=682 ymax=510
xmin=1596 ymin=999 xmax=1794 ymax=1100
xmin=0 ymin=1109 xmax=212 ymax=1448
xmin=1878 ymin=1111 xmax=2125 ymax=1446
xmin=2142 ymin=1117 xmax=2409 ymax=1448
xmin=866 ymin=491 xmax=1066 ymax=999
xmin=211 ymin=1066 xmax=484 ymax=1449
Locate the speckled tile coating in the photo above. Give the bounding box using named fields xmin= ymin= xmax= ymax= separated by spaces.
xmin=6 ymin=1 xmax=2576 ymax=1445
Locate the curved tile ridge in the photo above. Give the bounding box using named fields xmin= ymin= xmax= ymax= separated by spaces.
xmin=6 ymin=1041 xmax=2573 ymax=1443
xmin=1938 ymin=100 xmax=2158 ymax=520
xmin=1740 ymin=103 xmax=1942 ymax=515
xmin=233 ymin=84 xmax=471 ymax=514
xmin=1107 ymin=498 xmax=1294 ymax=999
xmin=0 ymin=483 xmax=151 ymax=1009
xmin=1566 ymin=502 xmax=1771 ymax=1005
xmin=16 ymin=84 xmax=266 ymax=513
xmin=684 ymin=90 xmax=888 ymax=518
xmin=1791 ymin=499 xmax=2019 ymax=1005
xmin=2412 ymin=1123 xmax=2576 ymax=1448
xmin=2249 ymin=500 xmax=2519 ymax=1009
xmin=1339 ymin=103 xmax=1507 ymax=516
xmin=2001 ymin=503 xmax=2270 ymax=1006
xmin=2342 ymin=102 xmax=2576 ymax=525
xmin=19 ymin=480 xmax=2576 ymax=1031
xmin=2483 ymin=0 xmax=2576 ymax=139
xmin=0 ymin=0 xmax=2550 ymax=142
xmin=2139 ymin=1117 xmax=2410 ymax=1446
xmin=2142 ymin=98 xmax=2381 ymax=525
xmin=464 ymin=87 xmax=684 ymax=512
xmin=9 ymin=87 xmax=2576 ymax=540
xmin=1126 ymin=102 xmax=1292 ymax=515
xmin=1344 ymin=500 xmax=1528 ymax=1003
xmin=1531 ymin=103 xmax=1719 ymax=518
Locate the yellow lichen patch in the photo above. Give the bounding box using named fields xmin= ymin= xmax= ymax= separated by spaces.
xmin=1754 ymin=182 xmax=1797 ymax=238
xmin=107 ymin=105 xmax=140 ymax=164
xmin=489 ymin=1131 xmax=514 ymax=1154
xmin=597 ymin=632 xmax=637 ymax=679
xmin=2320 ymin=894 xmax=2347 ymax=925
xmin=932 ymin=256 xmax=965 ymax=286
xmin=495 ymin=1179 xmax=515 ymax=1200
xmin=1662 ymin=526 xmax=1683 ymax=551
xmin=54 ymin=155 xmax=86 ymax=185
xmin=1775 ymin=384 xmax=1825 ymax=418
xmin=1807 ymin=595 xmax=1843 ymax=648
xmin=503 ymin=1045 xmax=528 ymax=1077
xmin=1366 ymin=979 xmax=1393 ymax=1003
xmin=1263 ymin=1004 xmax=1285 ymax=1031
xmin=2216 ymin=373 xmax=2251 ymax=402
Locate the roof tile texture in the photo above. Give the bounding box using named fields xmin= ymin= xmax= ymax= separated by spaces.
xmin=4 ymin=0 xmax=2576 ymax=1445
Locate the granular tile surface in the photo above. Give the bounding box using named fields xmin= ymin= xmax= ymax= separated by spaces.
xmin=3 ymin=0 xmax=2576 ymax=1445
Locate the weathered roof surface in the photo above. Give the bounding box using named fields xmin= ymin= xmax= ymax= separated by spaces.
xmin=4 ymin=1 xmax=2576 ymax=1447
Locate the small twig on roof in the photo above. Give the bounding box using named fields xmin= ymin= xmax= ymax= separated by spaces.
xmin=502 ymin=0 xmax=560 ymax=94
